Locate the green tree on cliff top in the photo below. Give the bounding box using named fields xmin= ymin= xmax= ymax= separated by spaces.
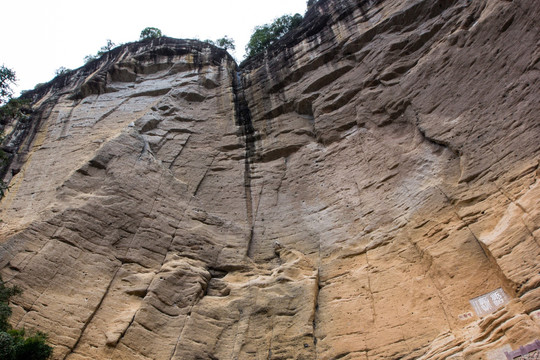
xmin=0 ymin=65 xmax=20 ymax=197
xmin=0 ymin=66 xmax=16 ymax=106
xmin=140 ymin=27 xmax=163 ymax=40
xmin=245 ymin=13 xmax=303 ymax=57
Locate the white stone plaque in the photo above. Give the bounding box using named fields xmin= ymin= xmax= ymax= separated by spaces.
xmin=469 ymin=288 xmax=510 ymax=317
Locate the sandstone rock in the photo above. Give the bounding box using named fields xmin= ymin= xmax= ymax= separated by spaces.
xmin=0 ymin=0 xmax=539 ymax=359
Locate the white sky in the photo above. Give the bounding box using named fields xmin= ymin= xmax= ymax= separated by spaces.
xmin=0 ymin=0 xmax=308 ymax=95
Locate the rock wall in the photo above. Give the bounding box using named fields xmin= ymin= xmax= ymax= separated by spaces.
xmin=0 ymin=0 xmax=539 ymax=359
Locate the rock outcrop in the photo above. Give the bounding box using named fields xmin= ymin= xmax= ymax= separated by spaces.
xmin=1 ymin=0 xmax=539 ymax=359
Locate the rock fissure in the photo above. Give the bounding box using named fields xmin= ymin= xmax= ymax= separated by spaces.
xmin=414 ymin=114 xmax=461 ymax=158
xmin=14 ymin=260 xmax=62 ymax=327
xmin=111 ymin=309 xmax=138 ymax=348
xmin=496 ymin=185 xmax=540 ymax=248
xmin=232 ymin=69 xmax=258 ymax=258
xmin=267 ymin=316 xmax=275 ymax=360
xmin=58 ymin=100 xmax=80 ymax=140
xmin=168 ymin=134 xmax=191 ymax=170
xmin=64 ymin=267 xmax=120 ymax=360
xmin=364 ymin=252 xmax=377 ymax=323
xmin=247 ymin=182 xmax=265 ymax=259
xmin=193 ymin=152 xmax=218 ymax=196
xmin=167 ymin=277 xmax=211 ymax=360
xmin=312 ymin=267 xmax=320 ymax=357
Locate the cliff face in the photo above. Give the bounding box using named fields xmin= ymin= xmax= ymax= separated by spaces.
xmin=1 ymin=0 xmax=539 ymax=359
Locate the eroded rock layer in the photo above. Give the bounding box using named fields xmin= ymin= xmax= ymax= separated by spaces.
xmin=1 ymin=0 xmax=539 ymax=359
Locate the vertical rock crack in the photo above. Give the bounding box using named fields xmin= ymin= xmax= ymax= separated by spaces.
xmin=232 ymin=69 xmax=257 ymax=257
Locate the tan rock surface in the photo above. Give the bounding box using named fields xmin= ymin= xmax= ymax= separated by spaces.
xmin=1 ymin=0 xmax=539 ymax=359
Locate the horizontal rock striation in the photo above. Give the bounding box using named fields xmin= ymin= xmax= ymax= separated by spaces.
xmin=1 ymin=0 xmax=539 ymax=359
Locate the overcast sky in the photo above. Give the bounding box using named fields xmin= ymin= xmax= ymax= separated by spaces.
xmin=1 ymin=0 xmax=308 ymax=95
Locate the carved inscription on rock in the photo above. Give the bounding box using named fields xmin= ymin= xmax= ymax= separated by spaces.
xmin=469 ymin=288 xmax=510 ymax=317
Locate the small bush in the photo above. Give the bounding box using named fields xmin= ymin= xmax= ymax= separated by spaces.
xmin=0 ymin=332 xmax=14 ymax=359
xmin=0 ymin=277 xmax=52 ymax=359
xmin=83 ymin=54 xmax=98 ymax=64
xmin=54 ymin=67 xmax=71 ymax=77
xmin=97 ymin=39 xmax=116 ymax=57
xmin=216 ymin=36 xmax=235 ymax=51
xmin=204 ymin=36 xmax=236 ymax=51
xmin=84 ymin=39 xmax=117 ymax=64
xmin=0 ymin=277 xmax=21 ymax=331
xmin=7 ymin=329 xmax=52 ymax=360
